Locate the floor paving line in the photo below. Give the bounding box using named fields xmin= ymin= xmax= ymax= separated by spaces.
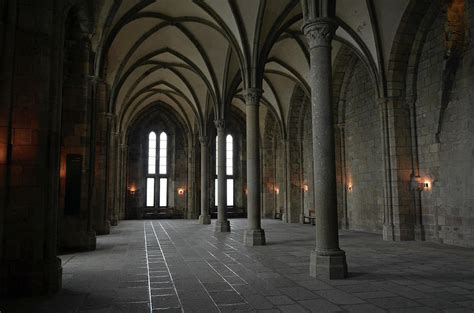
xmin=144 ymin=221 xmax=154 ymax=313
xmin=196 ymin=277 xmax=222 ymax=313
xmin=207 ymin=251 xmax=249 ymax=285
xmin=204 ymin=254 xmax=249 ymax=306
xmin=155 ymin=221 xmax=224 ymax=313
xmin=151 ymin=221 xmax=185 ymax=313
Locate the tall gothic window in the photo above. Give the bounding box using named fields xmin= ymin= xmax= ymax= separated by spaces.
xmin=215 ymin=134 xmax=234 ymax=207
xmin=147 ymin=131 xmax=168 ymax=207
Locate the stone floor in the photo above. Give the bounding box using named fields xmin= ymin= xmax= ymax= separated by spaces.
xmin=2 ymin=219 xmax=474 ymax=313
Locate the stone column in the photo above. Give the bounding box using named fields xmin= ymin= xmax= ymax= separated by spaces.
xmin=119 ymin=143 xmax=128 ymax=220
xmin=108 ymin=131 xmax=119 ymax=226
xmin=243 ymin=89 xmax=266 ymax=245
xmin=214 ymin=120 xmax=231 ymax=232
xmin=303 ymin=18 xmax=347 ymax=279
xmin=380 ymin=97 xmax=416 ymax=241
xmin=281 ymin=138 xmax=289 ymax=223
xmin=336 ymin=123 xmax=349 ymax=230
xmin=92 ymin=110 xmax=112 ymax=235
xmin=198 ymin=136 xmax=211 ymax=224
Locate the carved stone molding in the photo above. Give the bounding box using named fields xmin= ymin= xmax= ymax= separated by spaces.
xmin=244 ymin=88 xmax=263 ymax=106
xmin=336 ymin=123 xmax=345 ymax=130
xmin=214 ymin=119 xmax=225 ymax=130
xmin=87 ymin=75 xmax=105 ymax=83
xmin=100 ymin=112 xmax=115 ymax=120
xmin=302 ymin=18 xmax=338 ymax=49
xmin=199 ymin=136 xmax=209 ymax=145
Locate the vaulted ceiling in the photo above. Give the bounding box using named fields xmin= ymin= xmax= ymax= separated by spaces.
xmin=90 ymin=0 xmax=411 ymax=138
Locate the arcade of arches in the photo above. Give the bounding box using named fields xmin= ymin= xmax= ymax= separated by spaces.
xmin=1 ymin=0 xmax=474 ymax=311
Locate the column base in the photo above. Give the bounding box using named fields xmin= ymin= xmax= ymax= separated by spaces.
xmin=96 ymin=220 xmax=111 ymax=235
xmin=199 ymin=214 xmax=211 ymax=225
xmin=243 ymin=229 xmax=266 ymax=246
xmin=383 ymin=224 xmax=395 ymax=241
xmin=414 ymin=224 xmax=426 ymax=241
xmin=0 ymin=257 xmax=62 ymax=296
xmin=110 ymin=215 xmax=119 ymax=226
xmin=214 ymin=220 xmax=231 ymax=232
xmin=383 ymin=223 xmax=415 ymax=241
xmin=188 ymin=212 xmax=199 ymax=219
xmin=59 ymin=230 xmax=96 ymax=252
xmin=310 ymin=249 xmax=347 ymax=280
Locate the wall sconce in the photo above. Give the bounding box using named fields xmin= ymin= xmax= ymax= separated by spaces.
xmin=423 ymin=181 xmax=430 ymax=190
xmin=244 ymin=187 xmax=248 ymax=195
xmin=410 ymin=177 xmax=432 ymax=191
xmin=347 ymin=184 xmax=352 ymax=192
xmin=177 ymin=188 xmax=185 ymax=196
xmin=303 ymin=184 xmax=309 ymax=192
xmin=274 ymin=187 xmax=280 ymax=195
xmin=129 ymin=184 xmax=137 ymax=195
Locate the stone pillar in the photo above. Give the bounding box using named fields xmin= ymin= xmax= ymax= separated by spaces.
xmin=198 ymin=136 xmax=211 ymax=224
xmin=380 ymin=97 xmax=416 ymax=241
xmin=243 ymin=89 xmax=266 ymax=246
xmin=281 ymin=138 xmax=289 ymax=223
xmin=108 ymin=131 xmax=119 ymax=226
xmin=187 ymin=139 xmax=197 ymax=219
xmin=214 ymin=120 xmax=231 ymax=232
xmin=0 ymin=1 xmax=62 ymax=295
xmin=303 ymin=18 xmax=347 ymax=279
xmin=118 ymin=143 xmax=128 ymax=220
xmin=92 ymin=110 xmax=112 ymax=235
xmin=113 ymin=141 xmax=125 ymax=223
xmin=336 ymin=123 xmax=349 ymax=230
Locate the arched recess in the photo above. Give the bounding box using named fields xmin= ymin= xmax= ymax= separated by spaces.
xmin=58 ymin=6 xmax=96 ymax=252
xmin=400 ymin=0 xmax=473 ymax=247
xmin=124 ymin=103 xmax=192 ymax=219
xmin=332 ymin=43 xmax=384 ymax=234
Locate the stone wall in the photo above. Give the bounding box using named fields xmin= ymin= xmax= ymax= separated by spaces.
xmin=415 ymin=5 xmax=474 ymax=247
xmin=302 ymin=104 xmax=314 ymax=219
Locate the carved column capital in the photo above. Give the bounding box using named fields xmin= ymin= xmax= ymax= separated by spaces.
xmin=199 ymin=136 xmax=209 ymax=145
xmin=214 ymin=119 xmax=225 ymax=130
xmin=244 ymin=88 xmax=263 ymax=106
xmin=302 ymin=18 xmax=338 ymax=49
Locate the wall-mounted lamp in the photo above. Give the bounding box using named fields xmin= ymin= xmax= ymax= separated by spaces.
xmin=274 ymin=187 xmax=280 ymax=195
xmin=303 ymin=184 xmax=309 ymax=192
xmin=177 ymin=188 xmax=185 ymax=196
xmin=410 ymin=177 xmax=432 ymax=191
xmin=347 ymin=184 xmax=352 ymax=192
xmin=128 ymin=184 xmax=137 ymax=195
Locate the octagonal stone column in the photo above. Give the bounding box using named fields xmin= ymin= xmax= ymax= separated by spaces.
xmin=303 ymin=18 xmax=347 ymax=279
xmin=243 ymin=88 xmax=266 ymax=246
xmin=198 ymin=136 xmax=211 ymax=224
xmin=214 ymin=120 xmax=230 ymax=232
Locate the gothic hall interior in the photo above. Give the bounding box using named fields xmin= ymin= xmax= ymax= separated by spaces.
xmin=1 ymin=0 xmax=473 ymax=312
